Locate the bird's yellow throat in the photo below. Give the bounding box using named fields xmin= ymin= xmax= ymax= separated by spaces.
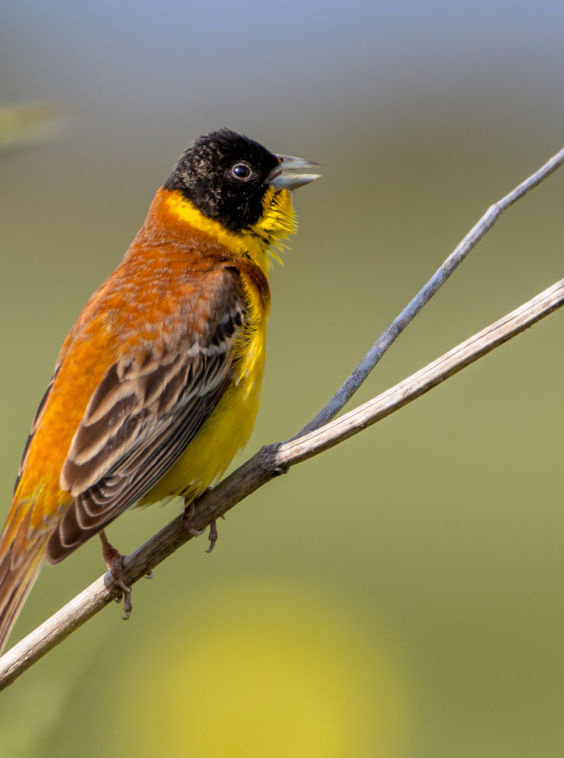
xmin=165 ymin=186 xmax=296 ymax=274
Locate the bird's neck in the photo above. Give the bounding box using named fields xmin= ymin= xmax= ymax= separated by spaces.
xmin=137 ymin=187 xmax=296 ymax=277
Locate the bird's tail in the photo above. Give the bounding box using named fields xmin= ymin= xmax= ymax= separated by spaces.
xmin=0 ymin=528 xmax=47 ymax=655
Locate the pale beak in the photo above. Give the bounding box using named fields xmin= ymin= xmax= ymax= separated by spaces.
xmin=267 ymin=154 xmax=322 ymax=190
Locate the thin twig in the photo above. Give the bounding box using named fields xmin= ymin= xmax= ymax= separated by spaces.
xmin=299 ymin=145 xmax=564 ymax=435
xmin=0 ymin=278 xmax=562 ymax=690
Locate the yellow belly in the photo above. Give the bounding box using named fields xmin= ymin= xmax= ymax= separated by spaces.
xmin=139 ymin=325 xmax=266 ymax=506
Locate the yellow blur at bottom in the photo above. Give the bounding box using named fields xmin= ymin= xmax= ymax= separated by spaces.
xmin=110 ymin=580 xmax=407 ymax=757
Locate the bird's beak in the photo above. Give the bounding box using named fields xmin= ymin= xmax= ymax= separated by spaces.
xmin=267 ymin=154 xmax=322 ymax=190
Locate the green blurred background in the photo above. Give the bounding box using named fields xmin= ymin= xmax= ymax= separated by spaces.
xmin=1 ymin=1 xmax=563 ymax=755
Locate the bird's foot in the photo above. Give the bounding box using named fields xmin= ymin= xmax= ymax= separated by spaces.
xmin=206 ymin=519 xmax=218 ymax=554
xmin=181 ymin=500 xmax=204 ymax=536
xmin=182 ymin=490 xmax=221 ymax=552
xmin=99 ymin=531 xmax=132 ymax=620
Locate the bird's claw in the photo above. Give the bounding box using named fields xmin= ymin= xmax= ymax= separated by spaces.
xmin=181 ymin=501 xmax=203 ymax=534
xmin=206 ymin=520 xmax=218 ymax=553
xmin=182 ymin=494 xmax=221 ymax=553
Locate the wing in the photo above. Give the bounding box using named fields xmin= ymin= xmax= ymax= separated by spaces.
xmin=13 ymin=368 xmax=59 ymax=495
xmin=46 ymin=269 xmax=247 ymax=563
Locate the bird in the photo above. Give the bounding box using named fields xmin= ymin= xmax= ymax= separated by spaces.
xmin=0 ymin=128 xmax=321 ymax=653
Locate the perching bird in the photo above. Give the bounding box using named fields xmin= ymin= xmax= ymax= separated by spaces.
xmin=0 ymin=129 xmax=320 ymax=652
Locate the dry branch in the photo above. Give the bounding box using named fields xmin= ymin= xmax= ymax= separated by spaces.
xmin=300 ymin=144 xmax=564 ymax=434
xmin=0 ymin=278 xmax=562 ymax=690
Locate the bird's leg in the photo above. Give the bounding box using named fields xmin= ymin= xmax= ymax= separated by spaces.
xmin=182 ymin=489 xmax=221 ymax=552
xmin=99 ymin=531 xmax=132 ymax=620
xmin=181 ymin=500 xmax=204 ymax=535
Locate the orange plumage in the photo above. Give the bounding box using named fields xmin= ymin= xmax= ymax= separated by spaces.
xmin=0 ymin=129 xmax=320 ymax=652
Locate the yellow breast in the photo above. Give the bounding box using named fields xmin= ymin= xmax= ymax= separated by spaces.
xmin=139 ymin=312 xmax=267 ymax=506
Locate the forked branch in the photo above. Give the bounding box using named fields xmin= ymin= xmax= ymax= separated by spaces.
xmin=0 ymin=145 xmax=563 ymax=691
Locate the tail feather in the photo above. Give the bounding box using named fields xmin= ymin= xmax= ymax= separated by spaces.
xmin=0 ymin=536 xmax=47 ymax=654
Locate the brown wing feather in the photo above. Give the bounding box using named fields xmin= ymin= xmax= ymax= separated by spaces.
xmin=47 ymin=270 xmax=247 ymax=563
xmin=13 ymin=367 xmax=60 ymax=495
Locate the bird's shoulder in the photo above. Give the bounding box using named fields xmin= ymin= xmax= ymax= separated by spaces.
xmin=16 ymin=251 xmax=262 ymax=499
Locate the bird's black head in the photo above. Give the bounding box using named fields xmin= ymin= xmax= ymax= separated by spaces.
xmin=164 ymin=129 xmax=280 ymax=232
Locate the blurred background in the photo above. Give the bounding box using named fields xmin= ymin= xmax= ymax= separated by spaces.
xmin=1 ymin=1 xmax=564 ymax=755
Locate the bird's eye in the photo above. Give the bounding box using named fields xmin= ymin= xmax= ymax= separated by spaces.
xmin=231 ymin=162 xmax=252 ymax=181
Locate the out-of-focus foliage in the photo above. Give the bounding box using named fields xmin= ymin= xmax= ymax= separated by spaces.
xmin=0 ymin=101 xmax=62 ymax=152
xmin=109 ymin=582 xmax=406 ymax=757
